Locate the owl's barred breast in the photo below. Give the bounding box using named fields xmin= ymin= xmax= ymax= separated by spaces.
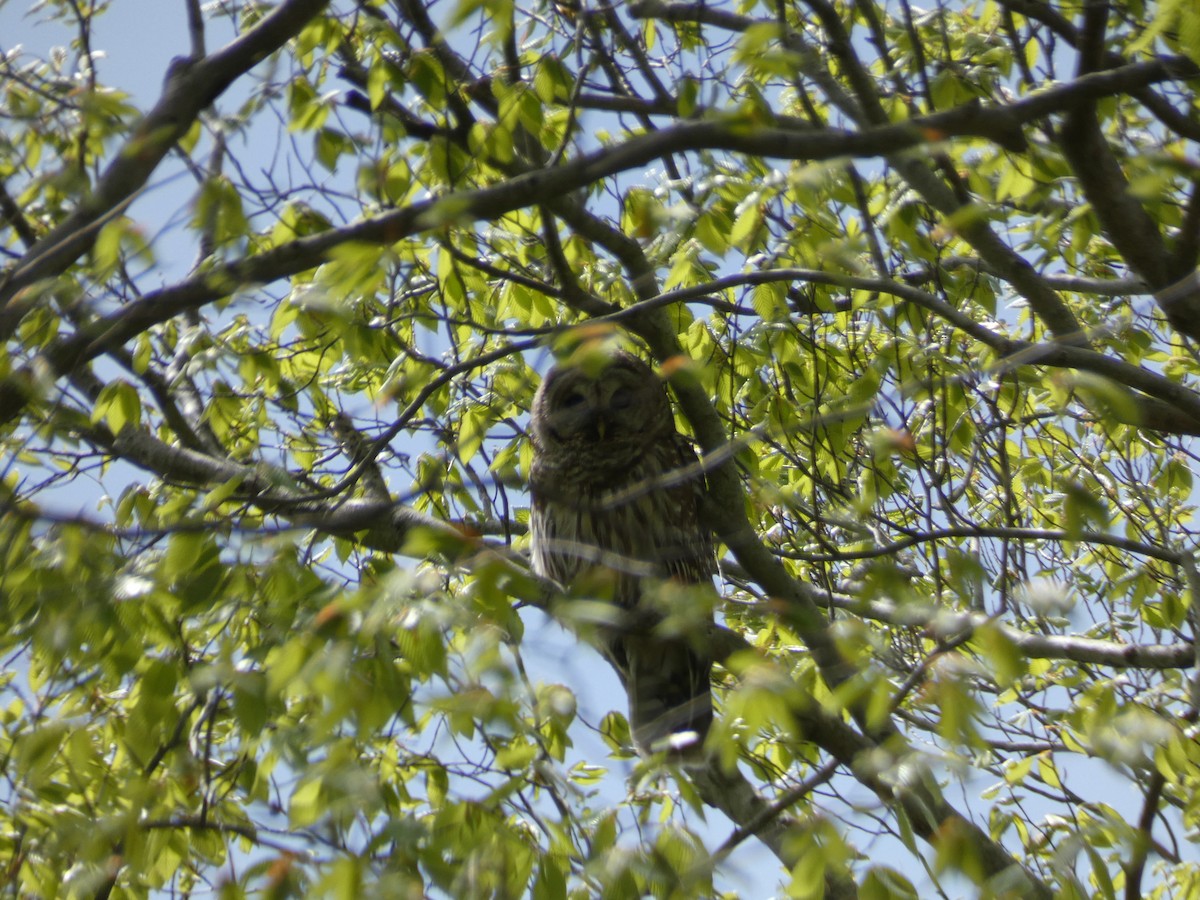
xmin=529 ymin=429 xmax=714 ymax=603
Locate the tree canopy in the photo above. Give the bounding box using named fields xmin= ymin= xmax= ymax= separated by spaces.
xmin=3 ymin=0 xmax=1200 ymax=896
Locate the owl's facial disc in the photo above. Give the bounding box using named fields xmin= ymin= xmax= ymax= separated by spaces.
xmin=533 ymin=353 xmax=669 ymax=449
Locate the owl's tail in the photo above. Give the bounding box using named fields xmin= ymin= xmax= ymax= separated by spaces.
xmin=619 ymin=633 xmax=713 ymax=756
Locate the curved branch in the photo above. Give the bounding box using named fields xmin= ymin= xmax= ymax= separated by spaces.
xmin=632 ymin=0 xmax=1196 ymax=347
xmin=903 ymin=258 xmax=1148 ymax=297
xmin=630 ymin=0 xmax=1088 ymax=344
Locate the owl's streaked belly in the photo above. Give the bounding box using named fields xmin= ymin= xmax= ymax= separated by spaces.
xmin=530 ymin=461 xmax=708 ymax=606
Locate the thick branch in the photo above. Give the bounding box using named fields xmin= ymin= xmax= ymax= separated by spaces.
xmin=633 ymin=0 xmax=1200 ymax=344
xmin=80 ymin=415 xmax=553 ymax=603
xmin=1059 ymin=102 xmax=1170 ymax=284
xmin=998 ymin=0 xmax=1200 ymax=140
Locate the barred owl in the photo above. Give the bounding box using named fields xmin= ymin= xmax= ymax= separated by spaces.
xmin=529 ymin=350 xmax=716 ymax=754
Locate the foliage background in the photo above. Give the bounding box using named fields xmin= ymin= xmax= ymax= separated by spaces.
xmin=3 ymin=0 xmax=1200 ymax=897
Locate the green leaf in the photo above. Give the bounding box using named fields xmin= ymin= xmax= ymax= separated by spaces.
xmin=861 ymin=865 xmax=919 ymax=899
xmin=1127 ymin=0 xmax=1184 ymax=56
xmin=91 ymin=380 xmax=142 ymax=433
xmin=752 ymin=280 xmax=788 ymax=322
xmin=288 ymin=77 xmax=329 ymax=131
xmin=973 ymin=622 xmax=1025 ymax=686
xmin=367 ymin=53 xmax=398 ymax=110
xmin=458 ymin=403 xmax=490 ymax=461
xmin=201 ymin=474 xmax=246 ymax=512
xmin=678 ymin=75 xmax=699 ymax=117
xmin=290 ymin=777 xmax=324 ymax=828
xmin=93 ymin=218 xmax=126 ymax=280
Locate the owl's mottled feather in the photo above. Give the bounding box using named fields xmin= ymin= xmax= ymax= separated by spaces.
xmin=529 ymin=350 xmax=715 ymax=753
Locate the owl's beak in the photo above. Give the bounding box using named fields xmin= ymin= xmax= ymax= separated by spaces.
xmin=595 ymin=418 xmax=607 ymax=440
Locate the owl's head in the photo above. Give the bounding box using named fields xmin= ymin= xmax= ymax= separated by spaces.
xmin=531 ymin=350 xmax=674 ymax=452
